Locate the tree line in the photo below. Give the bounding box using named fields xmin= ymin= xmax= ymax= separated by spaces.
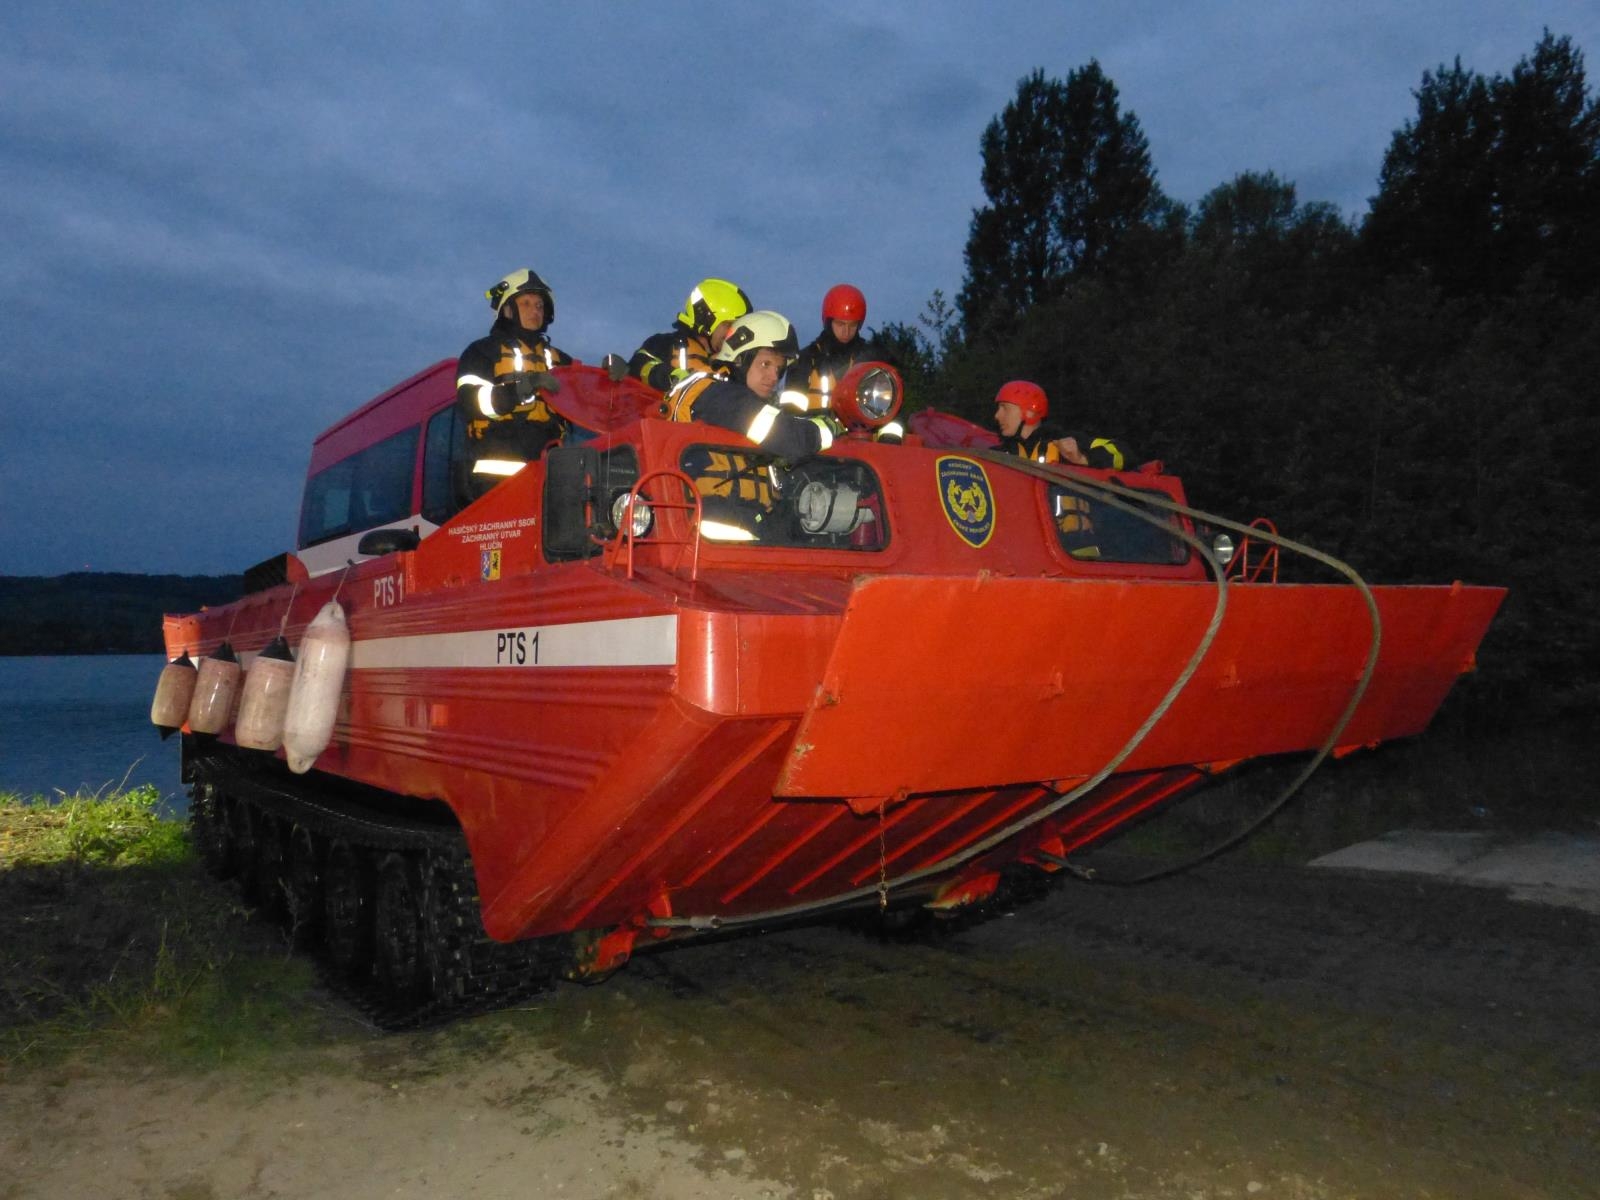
xmin=0 ymin=574 xmax=242 ymax=656
xmin=872 ymin=31 xmax=1599 ymax=728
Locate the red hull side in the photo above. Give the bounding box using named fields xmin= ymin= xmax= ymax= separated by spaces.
xmin=166 ymin=411 xmax=1505 ymax=947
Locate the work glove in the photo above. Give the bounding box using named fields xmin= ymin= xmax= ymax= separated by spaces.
xmin=804 ymin=411 xmax=846 ymax=450
xmin=601 ymin=353 xmax=628 ymax=382
xmin=507 ymin=371 xmax=561 ymax=402
xmin=811 ymin=411 xmax=846 ymax=436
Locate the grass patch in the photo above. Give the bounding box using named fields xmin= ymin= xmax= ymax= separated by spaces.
xmin=0 ymin=783 xmax=189 ymax=869
xmin=1 ymin=786 xmax=334 ymax=1074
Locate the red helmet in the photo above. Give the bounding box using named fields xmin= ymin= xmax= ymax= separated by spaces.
xmin=822 ymin=284 xmax=867 ymax=324
xmin=995 ymin=380 xmax=1048 ymax=423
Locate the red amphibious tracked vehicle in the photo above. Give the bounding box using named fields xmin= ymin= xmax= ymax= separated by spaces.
xmin=156 ymin=359 xmax=1504 ymax=1024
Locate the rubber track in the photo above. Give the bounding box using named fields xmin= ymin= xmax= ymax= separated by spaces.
xmin=189 ymin=750 xmax=564 ymax=1029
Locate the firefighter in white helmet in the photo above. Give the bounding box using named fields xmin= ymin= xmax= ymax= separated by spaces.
xmin=455 ymin=268 xmax=575 ymax=489
xmin=663 ymin=310 xmax=843 ymax=461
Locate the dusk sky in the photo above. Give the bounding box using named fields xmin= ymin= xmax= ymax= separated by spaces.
xmin=3 ymin=1 xmax=1596 ymax=577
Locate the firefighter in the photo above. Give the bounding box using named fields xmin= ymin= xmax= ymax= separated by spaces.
xmin=993 ymin=380 xmax=1128 ymax=469
xmin=791 ymin=284 xmax=905 ymax=442
xmin=790 ymin=283 xmax=870 ymax=411
xmin=994 ymin=380 xmax=1125 ymax=560
xmin=455 ymin=268 xmax=575 ymax=488
xmin=628 ymin=278 xmax=751 ymax=393
xmin=663 ymin=310 xmax=842 ymax=462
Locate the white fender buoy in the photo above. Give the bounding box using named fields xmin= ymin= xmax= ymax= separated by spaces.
xmin=187 ymin=642 xmax=241 ymax=736
xmin=235 ymin=635 xmax=296 ymax=752
xmin=282 ymin=601 xmax=350 ymax=774
xmin=150 ymin=651 xmax=198 ymax=739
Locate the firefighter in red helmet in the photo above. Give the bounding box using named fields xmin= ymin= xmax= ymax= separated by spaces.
xmin=455 ymin=268 xmax=576 ymax=490
xmin=993 ymin=380 xmax=1128 ymax=469
xmin=791 ymin=284 xmax=873 ymax=412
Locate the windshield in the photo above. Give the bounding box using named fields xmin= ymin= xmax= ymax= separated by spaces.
xmin=1045 ymin=482 xmax=1190 ymax=564
xmin=678 ymin=446 xmax=889 ymax=551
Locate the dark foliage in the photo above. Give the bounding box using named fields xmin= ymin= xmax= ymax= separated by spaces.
xmin=959 ymin=64 xmax=1166 ymax=338
xmin=0 ymin=574 xmax=243 ymax=655
xmin=1363 ymin=31 xmax=1600 ymax=298
xmin=930 ymin=38 xmax=1600 ymax=727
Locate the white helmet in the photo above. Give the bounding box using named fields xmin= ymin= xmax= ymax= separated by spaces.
xmin=714 ymin=310 xmax=800 ymax=365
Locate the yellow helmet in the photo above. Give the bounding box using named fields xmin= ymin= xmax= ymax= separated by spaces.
xmin=678 ymin=278 xmax=751 ymax=336
xmin=486 ymin=268 xmax=555 ymax=324
xmin=714 ymin=310 xmax=800 ymax=365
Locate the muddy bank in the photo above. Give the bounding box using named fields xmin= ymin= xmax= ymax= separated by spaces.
xmin=4 ymin=862 xmax=1595 ymax=1199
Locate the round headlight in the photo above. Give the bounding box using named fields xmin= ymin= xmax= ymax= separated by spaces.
xmin=856 ymin=368 xmax=899 ymax=420
xmin=1211 ymin=532 xmax=1236 ymax=566
xmin=831 ymin=361 xmax=903 ymax=429
xmin=611 ymin=492 xmax=653 ymax=539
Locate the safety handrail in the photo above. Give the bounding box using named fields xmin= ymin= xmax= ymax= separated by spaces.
xmin=1229 ymin=517 xmax=1280 ymax=583
xmin=602 ymin=468 xmax=704 ymax=582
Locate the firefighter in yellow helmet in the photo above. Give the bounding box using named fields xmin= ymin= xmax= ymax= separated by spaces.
xmin=455 ymin=268 xmax=576 ymax=489
xmin=627 ymin=278 xmax=751 ymax=392
xmin=664 ymin=311 xmax=843 ymax=461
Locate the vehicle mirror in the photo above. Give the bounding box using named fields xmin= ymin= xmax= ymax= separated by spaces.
xmin=357 ymin=527 xmax=421 ymax=557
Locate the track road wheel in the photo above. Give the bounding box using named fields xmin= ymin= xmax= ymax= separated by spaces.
xmin=284 ymin=825 xmax=324 ymax=948
xmin=373 ymin=853 xmax=427 ymax=1003
xmin=252 ymin=810 xmax=289 ymax=921
xmin=222 ymin=794 xmax=254 ymax=883
xmin=323 ymin=840 xmax=374 ymax=981
xmin=189 ymin=785 xmax=229 ymax=877
xmin=420 ymin=855 xmax=466 ymax=1005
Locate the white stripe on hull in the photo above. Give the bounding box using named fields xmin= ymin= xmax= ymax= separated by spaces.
xmin=348 ymin=614 xmax=677 ymax=670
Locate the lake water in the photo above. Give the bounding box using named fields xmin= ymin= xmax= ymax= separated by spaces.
xmin=0 ymin=655 xmax=188 ymax=813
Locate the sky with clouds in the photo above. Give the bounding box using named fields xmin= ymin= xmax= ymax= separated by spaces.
xmin=2 ymin=1 xmax=1595 ymax=576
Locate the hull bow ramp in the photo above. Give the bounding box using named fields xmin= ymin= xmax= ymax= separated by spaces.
xmin=155 ymin=362 xmax=1504 ymax=1024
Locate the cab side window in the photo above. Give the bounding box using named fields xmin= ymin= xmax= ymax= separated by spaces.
xmin=298 ymin=426 xmax=419 ymax=548
xmin=422 ymin=406 xmax=471 ymax=525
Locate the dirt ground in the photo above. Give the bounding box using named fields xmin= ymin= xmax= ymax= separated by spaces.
xmin=3 ymin=861 xmax=1596 ymax=1200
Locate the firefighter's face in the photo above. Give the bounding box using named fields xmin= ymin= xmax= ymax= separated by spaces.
xmin=830 ymin=319 xmax=861 ymax=344
xmin=744 ymin=348 xmax=787 ymax=400
xmin=512 ymin=292 xmax=545 ymax=330
xmin=994 ymin=402 xmax=1024 ymax=437
xmin=709 ymin=321 xmax=733 ymax=351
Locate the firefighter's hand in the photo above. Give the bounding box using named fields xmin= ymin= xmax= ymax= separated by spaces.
xmin=509 ymin=371 xmax=561 ymax=402
xmin=601 ymin=353 xmax=628 ymax=382
xmin=1056 ymin=436 xmax=1088 ymax=465
xmin=804 ymin=411 xmax=846 ymax=451
xmin=809 ymin=411 xmax=847 ymax=436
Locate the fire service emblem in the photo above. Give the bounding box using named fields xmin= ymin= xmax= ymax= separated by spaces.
xmin=936 ymin=456 xmax=995 ymax=548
